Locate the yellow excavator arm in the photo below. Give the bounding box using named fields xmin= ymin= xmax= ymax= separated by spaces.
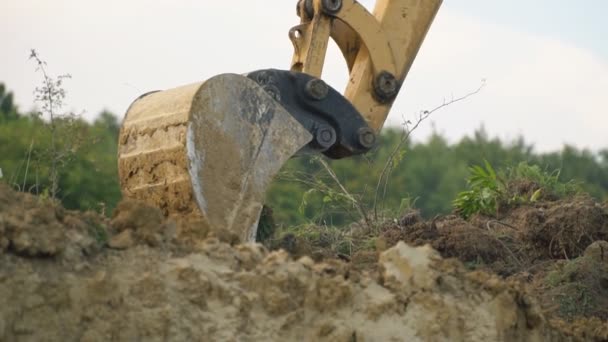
xmin=117 ymin=0 xmax=442 ymax=242
xmin=291 ymin=0 xmax=442 ymax=132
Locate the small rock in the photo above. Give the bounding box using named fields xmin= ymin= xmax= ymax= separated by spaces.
xmin=375 ymin=237 xmax=388 ymax=252
xmin=398 ymin=210 xmax=422 ymax=227
xmin=297 ymin=256 xmax=315 ymax=268
xmin=379 ymin=241 xmax=440 ymax=293
xmin=583 ymin=240 xmax=608 ymax=262
xmin=109 ymin=229 xmax=134 ymax=250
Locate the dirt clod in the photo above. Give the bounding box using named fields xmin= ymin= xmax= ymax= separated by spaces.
xmin=0 ymin=183 xmax=106 ymax=258
xmin=108 ymin=229 xmax=135 ymax=249
xmin=110 ymin=199 xmax=166 ymax=247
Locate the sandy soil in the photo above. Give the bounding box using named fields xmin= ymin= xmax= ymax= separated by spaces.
xmin=1 ymin=183 xmax=606 ymax=341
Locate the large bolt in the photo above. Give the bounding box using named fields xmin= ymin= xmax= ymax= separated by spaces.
xmin=297 ymin=0 xmax=314 ymax=19
xmin=314 ymin=125 xmax=337 ymax=149
xmin=304 ymin=0 xmax=314 ymax=18
xmin=373 ymin=71 xmax=399 ymax=103
xmin=321 ymin=0 xmax=342 ymax=14
xmin=305 ymin=78 xmax=329 ymax=100
xmin=357 ymin=127 xmax=376 ymax=149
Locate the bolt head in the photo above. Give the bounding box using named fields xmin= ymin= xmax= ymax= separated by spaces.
xmin=357 ymin=127 xmax=376 ymax=149
xmin=297 ymin=0 xmax=314 ymax=19
xmin=305 ymin=78 xmax=329 ymax=100
xmin=374 ymin=71 xmax=399 ymax=103
xmin=304 ymin=0 xmax=314 ymax=18
xmin=322 ymin=0 xmax=342 ymax=14
xmin=315 ymin=125 xmax=336 ymax=149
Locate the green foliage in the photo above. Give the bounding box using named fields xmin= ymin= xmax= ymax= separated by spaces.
xmin=267 ymin=223 xmax=371 ymax=258
xmin=453 ymin=160 xmax=501 ymax=218
xmin=255 ymin=206 xmax=276 ymax=242
xmin=506 ymin=162 xmax=579 ymax=200
xmin=268 ymin=122 xmax=605 ymax=226
xmin=0 ymin=112 xmax=122 ymax=214
xmin=453 ymin=161 xmax=580 ymax=219
xmin=0 ymin=83 xmax=121 ymax=215
xmin=0 ymin=83 xmax=19 ymax=121
xmin=88 ymin=221 xmax=109 ymax=246
xmin=29 ymin=49 xmax=82 ymax=200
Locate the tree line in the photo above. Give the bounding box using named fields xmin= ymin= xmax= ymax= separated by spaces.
xmin=1 ymin=82 xmax=607 ymax=226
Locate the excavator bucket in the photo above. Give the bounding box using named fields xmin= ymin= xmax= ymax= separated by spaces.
xmin=118 ymin=74 xmax=313 ymax=242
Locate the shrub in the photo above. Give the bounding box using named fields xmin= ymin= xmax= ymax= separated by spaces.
xmin=453 ymin=161 xmax=579 ymax=218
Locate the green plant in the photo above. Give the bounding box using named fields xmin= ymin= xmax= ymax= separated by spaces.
xmin=453 ymin=160 xmax=501 ymax=218
xmin=267 ymin=221 xmax=379 ymax=259
xmin=506 ymin=162 xmax=579 ymax=201
xmin=454 ymin=161 xmax=580 ymax=219
xmin=256 ymin=205 xmax=277 ymax=242
xmin=29 ymin=49 xmax=85 ymax=200
xmin=88 ymin=222 xmax=109 ymax=246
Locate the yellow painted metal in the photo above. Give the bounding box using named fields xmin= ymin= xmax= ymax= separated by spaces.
xmin=329 ymin=19 xmax=359 ymax=72
xmin=290 ymin=0 xmax=442 ymax=132
xmin=333 ymin=0 xmax=397 ymax=76
xmin=290 ymin=1 xmax=332 ymax=77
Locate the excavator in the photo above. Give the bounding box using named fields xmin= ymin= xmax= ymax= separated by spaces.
xmin=117 ymin=0 xmax=442 ymax=242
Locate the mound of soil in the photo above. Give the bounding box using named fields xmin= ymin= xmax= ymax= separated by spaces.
xmin=269 ymin=195 xmax=608 ymax=338
xmin=533 ymin=241 xmax=608 ymax=321
xmin=380 ymin=196 xmax=608 ymax=271
xmin=378 ymin=196 xmax=608 ymax=323
xmin=1 ymin=183 xmax=600 ymax=341
xmin=0 ymin=183 xmax=108 ymax=259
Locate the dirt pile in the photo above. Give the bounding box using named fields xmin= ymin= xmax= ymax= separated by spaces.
xmin=0 ymin=183 xmax=592 ymax=341
xmin=268 ymin=194 xmax=608 ymax=339
xmin=534 ymin=241 xmax=608 ymax=322
xmin=380 ymin=196 xmax=608 ymax=273
xmin=376 ymin=196 xmax=608 ymax=324
xmin=0 ymin=183 xmax=108 ymax=259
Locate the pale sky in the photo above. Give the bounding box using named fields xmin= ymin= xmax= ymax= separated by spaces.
xmin=1 ymin=0 xmax=607 ymax=152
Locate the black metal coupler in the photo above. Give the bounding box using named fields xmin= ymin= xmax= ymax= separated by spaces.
xmin=246 ymin=69 xmax=375 ymax=159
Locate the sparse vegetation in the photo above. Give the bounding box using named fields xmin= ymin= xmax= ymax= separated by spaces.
xmin=453 ymin=161 xmax=580 ymax=219
xmin=29 ymin=50 xmax=86 ymax=201
xmin=0 ymin=83 xmax=121 ymax=214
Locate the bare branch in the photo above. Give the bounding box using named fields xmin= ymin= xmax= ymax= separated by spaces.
xmin=372 ymin=80 xmax=486 ymax=219
xmin=29 ymin=49 xmax=80 ymax=200
xmin=316 ymin=157 xmax=371 ymax=228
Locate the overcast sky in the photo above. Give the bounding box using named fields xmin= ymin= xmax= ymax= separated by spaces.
xmin=1 ymin=0 xmax=607 ymax=152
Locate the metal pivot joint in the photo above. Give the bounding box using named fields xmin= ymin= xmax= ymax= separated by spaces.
xmin=373 ymin=71 xmax=400 ymax=103
xmin=247 ymin=69 xmax=375 ymax=159
xmin=297 ymin=0 xmax=342 ymax=18
xmin=290 ymin=0 xmax=443 ymax=132
xmin=321 ymin=0 xmax=342 ymax=15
